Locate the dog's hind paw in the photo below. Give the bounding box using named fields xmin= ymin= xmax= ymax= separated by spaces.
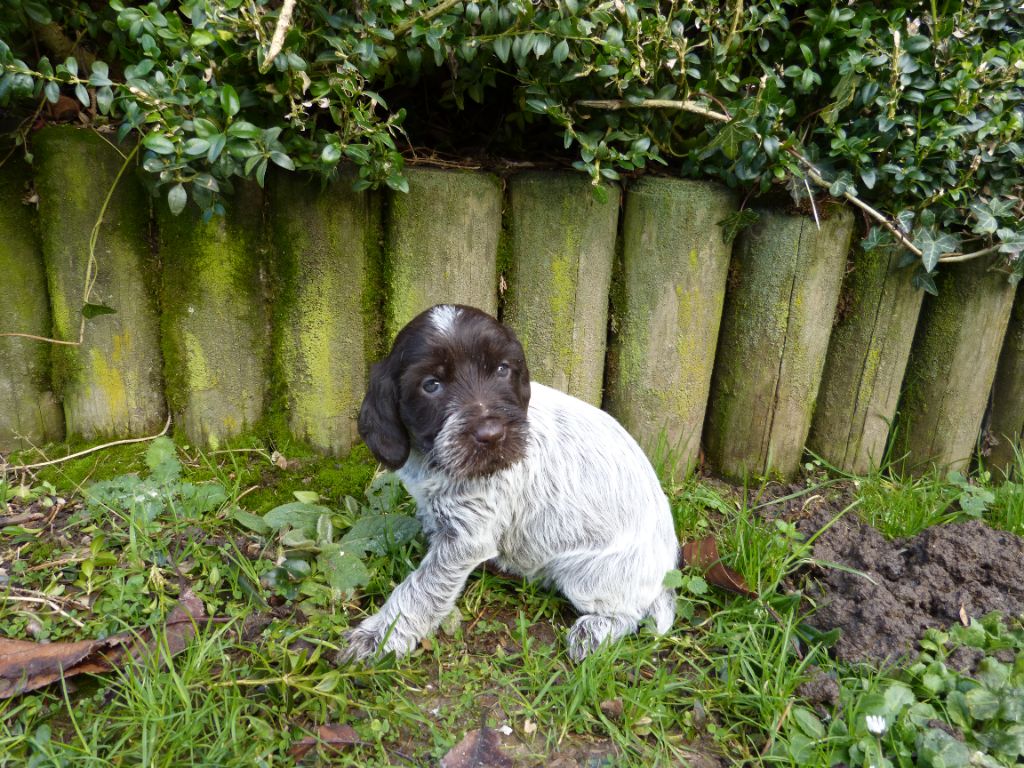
xmin=566 ymin=614 xmax=637 ymax=662
xmin=337 ymin=616 xmax=421 ymax=664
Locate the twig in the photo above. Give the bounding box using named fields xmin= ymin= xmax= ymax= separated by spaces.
xmin=0 ymin=140 xmax=140 ymax=346
xmin=261 ymin=0 xmax=297 ymax=72
xmin=938 ymin=243 xmax=1002 ymax=264
xmin=1 ymin=413 xmax=171 ymax=473
xmin=2 ymin=593 xmax=88 ymax=628
xmin=761 ymin=699 xmax=794 ymax=756
xmin=394 ymin=0 xmax=464 ymax=36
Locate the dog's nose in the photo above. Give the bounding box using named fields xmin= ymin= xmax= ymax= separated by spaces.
xmin=473 ymin=420 xmax=505 ymax=446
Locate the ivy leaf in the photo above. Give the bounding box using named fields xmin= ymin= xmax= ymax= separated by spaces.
xmin=81 ymin=303 xmax=117 ymax=319
xmin=912 ymin=267 xmax=939 ymax=296
xmin=718 ymin=208 xmax=760 ymax=245
xmin=969 ymin=202 xmax=999 ymax=235
xmin=828 ymin=171 xmax=854 ymax=198
xmin=706 ymin=121 xmax=756 ymax=161
xmin=912 ymin=228 xmax=959 ymax=272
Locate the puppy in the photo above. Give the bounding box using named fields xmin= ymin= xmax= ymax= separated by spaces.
xmin=345 ymin=304 xmax=678 ymax=661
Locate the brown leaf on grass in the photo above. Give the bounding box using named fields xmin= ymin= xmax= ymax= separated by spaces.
xmin=681 ymin=536 xmax=758 ymax=599
xmin=441 ymin=727 xmax=513 ymax=768
xmin=289 ymin=723 xmax=360 ymax=760
xmin=0 ymin=589 xmax=205 ymax=699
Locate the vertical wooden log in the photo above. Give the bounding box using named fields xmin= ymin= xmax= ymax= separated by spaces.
xmin=268 ymin=171 xmax=381 ymax=455
xmin=503 ymin=172 xmax=618 ymax=406
xmin=34 ymin=127 xmax=165 ymax=440
xmin=807 ymin=246 xmax=924 ymax=474
xmin=704 ymin=206 xmax=854 ymax=480
xmin=385 ymin=168 xmax=501 ymax=338
xmin=0 ymin=157 xmax=64 ymax=450
xmin=987 ymin=292 xmax=1024 ymax=479
xmin=157 ymin=184 xmax=269 ymax=448
xmin=604 ymin=178 xmax=736 ymax=474
xmin=987 ymin=293 xmax=1024 ymax=477
xmin=896 ymin=259 xmax=1017 ymax=473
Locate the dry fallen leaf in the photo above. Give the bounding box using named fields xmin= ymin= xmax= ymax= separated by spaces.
xmin=440 ymin=727 xmax=513 ymax=768
xmin=959 ymin=603 xmax=969 ymax=626
xmin=681 ymin=536 xmax=758 ymax=599
xmin=289 ymin=723 xmax=359 ymax=760
xmin=0 ymin=589 xmax=205 ymax=699
xmin=599 ymin=698 xmax=624 ymax=720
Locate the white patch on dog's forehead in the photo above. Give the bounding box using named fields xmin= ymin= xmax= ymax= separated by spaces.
xmin=430 ymin=305 xmax=462 ymax=335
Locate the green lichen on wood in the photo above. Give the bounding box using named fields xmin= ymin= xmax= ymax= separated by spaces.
xmin=604 ymin=178 xmax=737 ymax=475
xmin=34 ymin=127 xmax=165 ymax=440
xmin=268 ymin=171 xmax=381 ymax=456
xmin=894 ymin=258 xmax=1017 ymax=473
xmin=385 ymin=168 xmax=501 ymax=338
xmin=0 ymin=155 xmax=64 ymax=450
xmin=157 ymin=182 xmax=269 ymax=448
xmin=807 ymin=246 xmax=924 ymax=474
xmin=705 ymin=205 xmax=853 ymax=481
xmin=988 ymin=292 xmax=1024 ymax=477
xmin=503 ymin=172 xmax=619 ymax=405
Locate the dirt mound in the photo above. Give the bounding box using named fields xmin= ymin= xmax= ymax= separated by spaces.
xmin=798 ymin=512 xmax=1024 ymax=666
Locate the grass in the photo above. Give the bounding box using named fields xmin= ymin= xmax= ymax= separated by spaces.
xmin=2 ymin=441 xmax=1024 ymax=766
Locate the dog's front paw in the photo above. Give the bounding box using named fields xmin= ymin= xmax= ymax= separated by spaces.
xmin=338 ymin=615 xmax=419 ymax=664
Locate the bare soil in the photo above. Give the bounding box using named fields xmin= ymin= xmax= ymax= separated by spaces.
xmin=797 ymin=510 xmax=1024 ymax=667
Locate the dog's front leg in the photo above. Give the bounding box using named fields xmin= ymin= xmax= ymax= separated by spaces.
xmin=340 ymin=535 xmax=496 ymax=661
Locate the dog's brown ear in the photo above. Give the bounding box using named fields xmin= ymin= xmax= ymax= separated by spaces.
xmin=358 ymin=358 xmax=410 ymax=469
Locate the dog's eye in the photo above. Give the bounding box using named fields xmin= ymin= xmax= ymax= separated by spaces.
xmin=495 ymin=363 xmax=510 ymax=378
xmin=422 ymin=377 xmax=442 ymax=394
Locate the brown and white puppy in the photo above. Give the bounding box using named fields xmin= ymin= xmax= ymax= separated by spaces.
xmin=344 ymin=304 xmax=678 ymax=661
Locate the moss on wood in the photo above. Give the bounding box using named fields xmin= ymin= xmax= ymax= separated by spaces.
xmin=503 ymin=173 xmax=618 ymax=405
xmin=157 ymin=182 xmax=269 ymax=448
xmin=385 ymin=168 xmax=501 ymax=338
xmin=985 ymin=291 xmax=1024 ymax=477
xmin=34 ymin=127 xmax=165 ymax=440
xmin=268 ymin=171 xmax=381 ymax=456
xmin=807 ymin=246 xmax=924 ymax=474
xmin=704 ymin=205 xmax=853 ymax=481
xmin=0 ymin=156 xmax=65 ymax=450
xmin=604 ymin=178 xmax=737 ymax=475
xmin=895 ymin=258 xmax=1017 ymax=473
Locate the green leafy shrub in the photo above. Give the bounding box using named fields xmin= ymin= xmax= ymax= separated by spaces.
xmin=777 ymin=613 xmax=1024 ymax=767
xmin=0 ymin=1 xmax=1021 ymax=281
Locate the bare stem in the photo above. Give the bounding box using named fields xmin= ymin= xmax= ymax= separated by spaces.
xmin=260 ymin=0 xmax=297 ymax=72
xmin=1 ymin=413 xmax=171 ymax=474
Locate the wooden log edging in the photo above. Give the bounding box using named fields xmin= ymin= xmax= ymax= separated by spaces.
xmin=503 ymin=172 xmax=619 ymax=406
xmin=605 ymin=178 xmax=736 ymax=475
xmin=988 ymin=291 xmax=1024 ymax=478
xmin=268 ymin=172 xmax=381 ymax=456
xmin=807 ymin=246 xmax=924 ymax=475
xmin=895 ymin=258 xmax=1018 ymax=474
xmin=157 ymin=183 xmax=269 ymax=448
xmin=704 ymin=206 xmax=854 ymax=480
xmin=385 ymin=168 xmax=501 ymax=339
xmin=0 ymin=157 xmax=64 ymax=451
xmin=34 ymin=128 xmax=165 ymax=440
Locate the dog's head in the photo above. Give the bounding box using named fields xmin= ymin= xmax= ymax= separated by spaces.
xmin=358 ymin=305 xmax=531 ymax=478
